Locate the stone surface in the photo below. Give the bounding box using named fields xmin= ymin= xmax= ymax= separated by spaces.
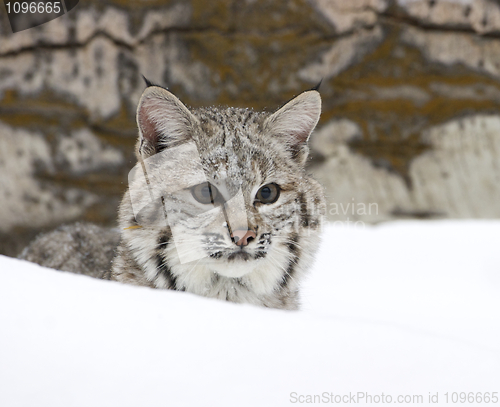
xmin=397 ymin=0 xmax=500 ymax=35
xmin=311 ymin=114 xmax=500 ymax=222
xmin=1 ymin=0 xmax=500 ymax=256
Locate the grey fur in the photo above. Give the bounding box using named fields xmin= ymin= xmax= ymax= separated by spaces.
xmin=20 ymin=87 xmax=326 ymax=310
xmin=19 ymin=222 xmax=120 ymax=279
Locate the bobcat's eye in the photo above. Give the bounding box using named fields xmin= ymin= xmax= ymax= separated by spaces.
xmin=256 ymin=183 xmax=280 ymax=204
xmin=191 ymin=183 xmax=218 ymax=204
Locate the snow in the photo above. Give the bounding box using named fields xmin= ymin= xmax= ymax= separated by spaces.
xmin=1 ymin=220 xmax=499 ymax=407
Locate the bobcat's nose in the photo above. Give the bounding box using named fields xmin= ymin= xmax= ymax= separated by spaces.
xmin=231 ymin=229 xmax=256 ymax=247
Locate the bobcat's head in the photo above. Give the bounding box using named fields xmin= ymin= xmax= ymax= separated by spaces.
xmin=119 ymin=83 xmax=325 ymax=290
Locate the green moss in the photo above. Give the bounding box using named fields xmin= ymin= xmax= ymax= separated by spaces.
xmin=183 ymin=30 xmax=331 ymax=109
xmin=0 ymin=89 xmax=83 ymax=129
xmin=190 ymin=0 xmax=331 ymax=33
xmin=318 ymin=24 xmax=500 ymax=184
xmin=3 ymin=6 xmax=500 ymax=191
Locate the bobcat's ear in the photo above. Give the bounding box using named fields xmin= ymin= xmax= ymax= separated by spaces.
xmin=264 ymin=90 xmax=321 ymax=165
xmin=136 ymin=86 xmax=198 ymax=158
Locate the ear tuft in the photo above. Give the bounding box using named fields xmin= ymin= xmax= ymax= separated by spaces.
xmin=136 ymin=86 xmax=198 ymax=158
xmin=311 ymin=79 xmax=323 ymax=91
xmin=142 ymin=75 xmax=156 ymax=88
xmin=264 ymin=90 xmax=321 ymax=164
xmin=141 ymin=76 xmax=169 ymax=90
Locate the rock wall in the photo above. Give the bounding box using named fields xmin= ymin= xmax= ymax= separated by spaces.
xmin=1 ymin=0 xmax=500 ymax=256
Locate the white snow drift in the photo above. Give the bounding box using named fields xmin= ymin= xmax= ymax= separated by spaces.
xmin=1 ymin=220 xmax=499 ymax=407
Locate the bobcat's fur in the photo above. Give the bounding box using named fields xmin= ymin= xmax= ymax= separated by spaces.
xmin=21 ymin=84 xmax=325 ymax=310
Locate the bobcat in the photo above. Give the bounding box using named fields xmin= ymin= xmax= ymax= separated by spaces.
xmin=21 ymin=81 xmax=326 ymax=310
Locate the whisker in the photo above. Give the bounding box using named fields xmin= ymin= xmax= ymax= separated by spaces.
xmin=264 ymin=251 xmax=301 ymax=289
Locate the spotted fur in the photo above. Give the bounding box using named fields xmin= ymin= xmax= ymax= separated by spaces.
xmin=111 ymin=85 xmax=326 ymax=310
